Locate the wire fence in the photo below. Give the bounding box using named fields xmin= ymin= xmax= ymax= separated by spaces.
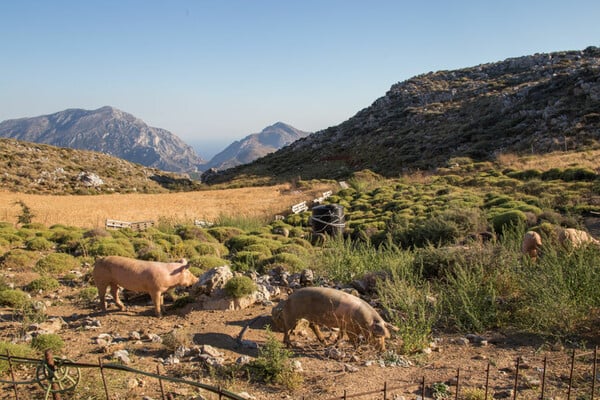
xmin=310 ymin=347 xmax=599 ymax=400
xmin=1 ymin=349 xmax=246 ymax=400
xmin=1 ymin=347 xmax=598 ymax=400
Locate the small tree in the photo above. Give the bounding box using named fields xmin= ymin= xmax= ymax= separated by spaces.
xmin=14 ymin=200 xmax=35 ymax=225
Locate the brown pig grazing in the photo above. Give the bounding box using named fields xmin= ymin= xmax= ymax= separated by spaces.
xmin=558 ymin=228 xmax=600 ymax=249
xmin=92 ymin=256 xmax=198 ymax=317
xmin=271 ymin=286 xmax=398 ymax=351
xmin=522 ymin=231 xmax=542 ymax=261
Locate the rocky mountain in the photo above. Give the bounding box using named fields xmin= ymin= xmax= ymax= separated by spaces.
xmin=204 ymin=46 xmax=600 ymax=184
xmin=202 ymin=122 xmax=311 ymax=171
xmin=0 ymin=106 xmax=204 ymax=173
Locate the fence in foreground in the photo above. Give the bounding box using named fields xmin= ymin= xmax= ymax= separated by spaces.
xmin=1 ymin=350 xmax=246 ymax=400
xmin=1 ymin=347 xmax=598 ymax=400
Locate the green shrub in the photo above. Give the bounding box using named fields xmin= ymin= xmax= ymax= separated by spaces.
xmin=225 ymin=235 xmax=263 ymax=252
xmin=170 ymin=240 xmax=201 ymax=259
xmin=206 ymin=226 xmax=244 ymax=243
xmin=541 ymin=168 xmax=563 ymax=181
xmin=244 ymin=244 xmax=273 ymax=258
xmin=490 ymin=210 xmax=527 ymax=234
xmin=1 ymin=249 xmax=40 ymax=270
xmin=512 ymin=246 xmax=600 ymax=336
xmin=176 ymin=225 xmax=216 ymax=242
xmin=194 ymin=241 xmax=228 ymax=257
xmin=31 ymin=334 xmax=65 ymax=353
xmin=25 ymin=236 xmax=54 ymax=251
xmin=561 ymin=167 xmax=597 ymax=181
xmin=86 ymin=238 xmax=135 ymax=257
xmin=76 ymin=287 xmax=98 ymax=306
xmin=0 ymin=289 xmax=31 ymax=308
xmin=0 ymin=341 xmax=35 ymax=374
xmin=188 ymin=266 xmax=204 ymax=277
xmin=266 ymin=253 xmax=306 ymax=271
xmin=214 ymin=213 xmax=270 ymax=232
xmin=232 ymin=251 xmax=265 ymax=271
xmin=273 ymin=244 xmax=311 ymax=258
xmin=377 ymin=266 xmax=437 ymax=353
xmin=50 ymin=226 xmax=84 ymax=253
xmin=34 ymin=253 xmax=80 ymax=275
xmin=26 ymin=276 xmax=60 ymax=292
xmin=190 ymin=255 xmax=227 ymax=269
xmin=436 ymin=261 xmax=506 ymax=332
xmin=224 ymin=275 xmax=257 ymax=298
xmin=137 ymin=245 xmax=170 ymax=261
xmin=246 ymin=328 xmax=302 ymax=389
xmin=506 ymin=169 xmax=542 ymax=180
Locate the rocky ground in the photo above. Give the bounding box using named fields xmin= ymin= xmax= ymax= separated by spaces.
xmin=1 ymin=267 xmax=599 ymax=400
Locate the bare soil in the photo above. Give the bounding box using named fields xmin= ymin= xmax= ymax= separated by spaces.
xmin=1 ymin=279 xmax=598 ymax=400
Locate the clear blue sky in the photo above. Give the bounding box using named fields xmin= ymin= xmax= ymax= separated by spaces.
xmin=1 ymin=1 xmax=599 ymax=158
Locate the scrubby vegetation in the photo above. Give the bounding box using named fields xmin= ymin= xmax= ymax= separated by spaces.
xmin=0 ymin=159 xmax=599 ymax=378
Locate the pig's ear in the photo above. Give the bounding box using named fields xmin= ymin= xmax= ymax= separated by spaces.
xmin=177 ymin=258 xmax=188 ymax=267
xmin=371 ymin=322 xmax=387 ymax=337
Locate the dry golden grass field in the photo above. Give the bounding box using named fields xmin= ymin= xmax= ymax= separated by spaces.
xmin=0 ymin=183 xmax=334 ymax=228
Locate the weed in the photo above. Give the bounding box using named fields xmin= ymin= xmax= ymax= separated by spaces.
xmin=31 ymin=333 xmax=65 ymax=353
xmin=246 ymin=328 xmax=302 ymax=389
xmin=0 ymin=341 xmax=35 ymax=374
xmin=76 ymin=287 xmax=99 ymax=306
xmin=431 ymin=382 xmax=452 ymax=400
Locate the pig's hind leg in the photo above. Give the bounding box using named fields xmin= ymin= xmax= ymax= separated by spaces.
xmin=110 ymin=285 xmax=126 ymax=311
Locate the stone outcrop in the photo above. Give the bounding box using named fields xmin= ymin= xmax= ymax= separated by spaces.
xmin=207 ymin=47 xmax=600 ymax=182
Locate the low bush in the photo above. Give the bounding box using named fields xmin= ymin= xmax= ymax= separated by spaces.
xmin=0 ymin=289 xmax=31 ymax=308
xmin=224 ymin=275 xmax=257 ymax=298
xmin=86 ymin=237 xmax=136 ymax=257
xmin=31 ymin=333 xmax=65 ymax=353
xmin=0 ymin=341 xmax=35 ymax=374
xmin=206 ymin=226 xmax=245 ymax=243
xmin=34 ymin=253 xmax=80 ymax=275
xmin=232 ymin=251 xmax=265 ymax=271
xmin=265 ymin=252 xmax=306 ymax=271
xmin=76 ymin=287 xmax=98 ymax=306
xmin=26 ymin=276 xmax=60 ymax=292
xmin=176 ymin=225 xmax=216 ymax=242
xmin=490 ymin=210 xmax=527 ymax=234
xmin=245 ymin=328 xmax=302 ymax=389
xmin=190 ymin=255 xmax=227 ymax=269
xmin=25 ymin=236 xmax=54 ymax=251
xmin=1 ymin=249 xmax=40 ymax=271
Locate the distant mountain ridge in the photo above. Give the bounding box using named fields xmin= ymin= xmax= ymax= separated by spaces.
xmin=204 ymin=46 xmax=600 ymax=183
xmin=0 ymin=106 xmax=204 ymax=173
xmin=202 ymin=122 xmax=311 ymax=170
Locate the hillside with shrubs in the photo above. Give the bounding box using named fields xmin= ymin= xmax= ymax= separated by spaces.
xmin=205 ymin=47 xmax=600 ymax=184
xmin=0 ymin=138 xmax=202 ymax=194
xmin=2 ymin=152 xmax=600 ymax=345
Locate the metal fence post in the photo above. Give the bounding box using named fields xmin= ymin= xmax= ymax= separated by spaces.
xmin=513 ymin=356 xmax=520 ymax=400
xmin=592 ymin=346 xmax=597 ymax=400
xmin=484 ymin=361 xmax=490 ymax=400
xmin=98 ymin=357 xmax=110 ymax=400
xmin=6 ymin=350 xmax=19 ymax=400
xmin=44 ymin=350 xmax=61 ymax=400
xmin=540 ymin=356 xmax=547 ymax=400
xmin=567 ymin=349 xmax=575 ymax=400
